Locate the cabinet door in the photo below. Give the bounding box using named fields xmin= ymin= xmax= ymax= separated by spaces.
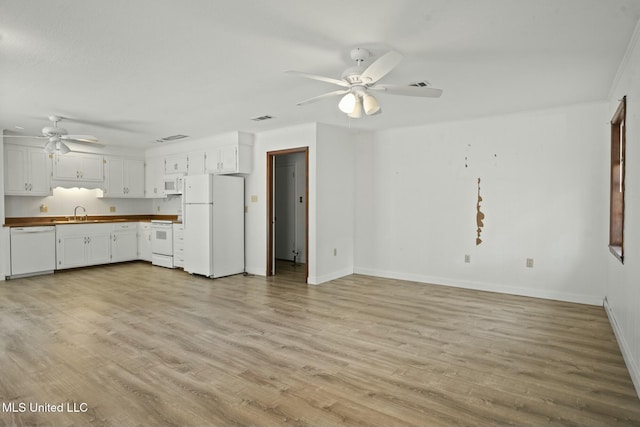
xmin=145 ymin=157 xmax=165 ymax=198
xmin=125 ymin=159 xmax=145 ymax=197
xmin=138 ymin=224 xmax=152 ymax=261
xmin=204 ymin=147 xmax=219 ymax=172
xmin=187 ymin=151 xmax=206 ymax=175
xmin=218 ymin=145 xmax=238 ymax=174
xmin=4 ymin=145 xmax=28 ymax=195
xmin=79 ymin=155 xmax=104 ymax=181
xmin=57 ymin=235 xmax=87 ymax=269
xmin=111 ymin=231 xmax=138 ymax=262
xmin=86 ymin=233 xmax=111 ymax=266
xmin=165 ymin=154 xmax=188 ymax=174
xmin=54 ymin=154 xmax=81 ymax=180
xmin=105 ymin=157 xmax=125 ymax=197
xmin=28 ymin=149 xmax=52 ymax=195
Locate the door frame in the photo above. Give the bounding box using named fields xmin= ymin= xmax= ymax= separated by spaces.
xmin=266 ymin=147 xmax=309 ymax=282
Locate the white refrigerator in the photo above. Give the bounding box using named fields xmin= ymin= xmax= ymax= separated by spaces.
xmin=184 ymin=174 xmax=244 ymax=278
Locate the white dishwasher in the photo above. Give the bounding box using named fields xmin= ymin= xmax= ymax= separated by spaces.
xmin=10 ymin=226 xmax=56 ymax=278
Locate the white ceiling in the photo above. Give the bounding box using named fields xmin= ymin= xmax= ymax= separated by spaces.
xmin=1 ymin=0 xmax=639 ymax=150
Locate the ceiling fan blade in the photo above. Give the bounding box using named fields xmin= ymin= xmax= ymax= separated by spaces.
xmin=285 ymin=70 xmax=349 ymax=87
xmin=62 ymin=135 xmax=99 ymax=143
xmin=296 ymin=89 xmax=349 ymax=106
xmin=372 ymin=84 xmax=443 ymax=98
xmin=360 ymin=50 xmax=403 ymax=84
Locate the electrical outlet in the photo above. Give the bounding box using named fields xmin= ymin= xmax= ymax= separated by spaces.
xmin=464 ymin=254 xmax=471 ymax=263
xmin=526 ymin=258 xmax=534 ymax=268
xmin=251 ymin=195 xmax=258 ymax=203
xmin=109 ymin=206 xmax=116 ymax=213
xmin=39 ymin=204 xmax=48 ymax=213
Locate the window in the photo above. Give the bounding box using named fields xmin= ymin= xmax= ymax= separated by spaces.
xmin=609 ymin=96 xmax=626 ymax=263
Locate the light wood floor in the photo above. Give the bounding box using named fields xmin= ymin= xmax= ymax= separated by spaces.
xmin=1 ymin=262 xmax=639 ymax=426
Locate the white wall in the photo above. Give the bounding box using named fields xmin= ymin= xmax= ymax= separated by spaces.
xmin=605 ymin=20 xmax=640 ymax=398
xmin=355 ymin=102 xmax=609 ymax=305
xmin=244 ymin=123 xmax=317 ymax=277
xmin=5 ymin=188 xmax=152 ymax=217
xmin=314 ymin=123 xmax=355 ymax=283
xmin=243 ymin=122 xmax=356 ymax=284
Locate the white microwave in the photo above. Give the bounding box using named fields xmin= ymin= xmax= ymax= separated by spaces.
xmin=163 ymin=174 xmax=184 ymax=195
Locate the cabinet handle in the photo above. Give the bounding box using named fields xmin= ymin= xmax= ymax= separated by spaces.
xmin=29 ymin=183 xmax=32 ymax=191
xmin=24 ymin=183 xmax=28 ymax=190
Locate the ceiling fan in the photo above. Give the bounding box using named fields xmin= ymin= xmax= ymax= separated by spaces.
xmin=4 ymin=115 xmax=99 ymax=154
xmin=286 ymin=48 xmax=442 ymax=118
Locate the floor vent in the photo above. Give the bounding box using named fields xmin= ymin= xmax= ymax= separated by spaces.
xmin=154 ymin=134 xmax=189 ymax=143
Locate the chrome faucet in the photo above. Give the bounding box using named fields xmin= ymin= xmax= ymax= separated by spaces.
xmin=73 ymin=205 xmax=87 ymax=221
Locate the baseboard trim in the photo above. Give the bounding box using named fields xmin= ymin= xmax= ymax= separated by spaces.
xmin=604 ymin=297 xmax=640 ymax=400
xmin=308 ymin=267 xmax=353 ymax=285
xmin=353 ymin=267 xmax=603 ymax=306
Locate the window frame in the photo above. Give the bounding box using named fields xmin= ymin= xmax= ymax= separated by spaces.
xmin=609 ymin=96 xmax=626 ymax=263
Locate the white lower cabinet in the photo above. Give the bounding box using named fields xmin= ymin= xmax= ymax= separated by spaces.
xmin=138 ymin=222 xmax=152 ymax=262
xmin=111 ymin=223 xmax=138 ymax=262
xmin=173 ymin=223 xmax=184 ymax=268
xmin=56 ymin=224 xmax=112 ymax=269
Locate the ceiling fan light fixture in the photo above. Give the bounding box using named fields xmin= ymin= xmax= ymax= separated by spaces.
xmin=363 ymin=93 xmax=380 ymax=115
xmin=338 ymin=92 xmax=356 ymax=114
xmin=348 ymin=96 xmax=363 ymax=119
xmin=44 ymin=138 xmax=57 ymax=154
xmin=57 ymin=140 xmax=71 ymax=154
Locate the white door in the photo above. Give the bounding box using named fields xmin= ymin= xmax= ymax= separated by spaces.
xmin=275 ymin=164 xmax=296 ymax=261
xmin=184 ymin=203 xmax=212 ymax=276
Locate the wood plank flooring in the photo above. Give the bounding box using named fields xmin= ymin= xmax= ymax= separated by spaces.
xmin=0 ymin=261 xmax=639 ymax=426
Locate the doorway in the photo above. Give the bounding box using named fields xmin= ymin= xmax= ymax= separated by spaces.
xmin=267 ymin=147 xmax=309 ymax=283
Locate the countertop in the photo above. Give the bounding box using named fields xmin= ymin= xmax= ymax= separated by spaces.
xmin=4 ymin=215 xmax=180 ymax=227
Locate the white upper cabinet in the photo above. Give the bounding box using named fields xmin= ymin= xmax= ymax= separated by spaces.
xmin=205 ymin=143 xmax=252 ymax=174
xmin=145 ymin=156 xmax=165 ymax=198
xmin=165 ymin=154 xmax=188 ymax=174
xmin=53 ymin=152 xmax=104 ymax=182
xmin=103 ymin=157 xmax=145 ymax=198
xmin=187 ymin=151 xmax=205 ymax=175
xmin=4 ymin=143 xmax=52 ymax=196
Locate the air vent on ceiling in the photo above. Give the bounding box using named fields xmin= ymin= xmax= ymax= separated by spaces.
xmin=251 ymin=115 xmax=274 ymax=122
xmin=154 ymin=134 xmax=189 ymax=143
xmin=409 ymin=81 xmax=431 ymax=87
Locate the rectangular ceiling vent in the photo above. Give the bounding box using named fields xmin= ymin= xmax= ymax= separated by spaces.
xmin=251 ymin=115 xmax=274 ymax=122
xmin=154 ymin=134 xmax=189 ymax=143
xmin=409 ymin=81 xmax=431 ymax=87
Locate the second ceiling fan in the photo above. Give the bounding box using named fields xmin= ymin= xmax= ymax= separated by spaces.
xmin=286 ymin=48 xmax=442 ymax=118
